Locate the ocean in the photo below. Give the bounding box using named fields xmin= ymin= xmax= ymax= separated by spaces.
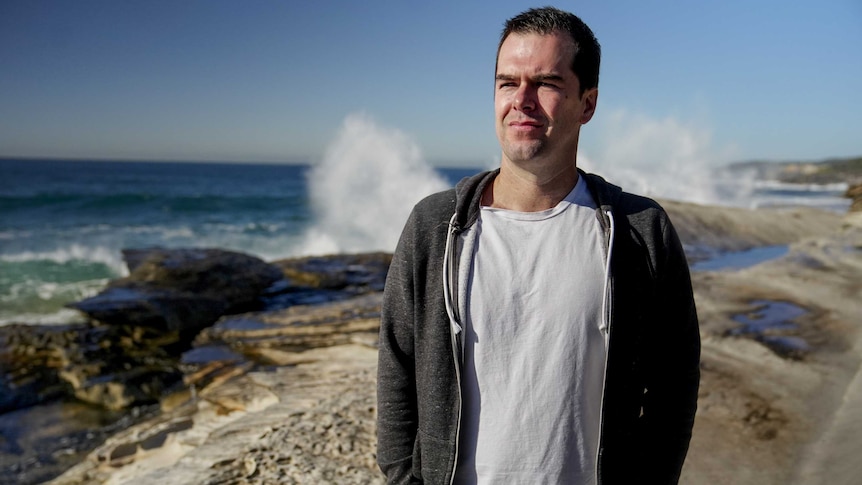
xmin=0 ymin=157 xmax=850 ymax=326
xmin=0 ymin=158 xmax=476 ymax=325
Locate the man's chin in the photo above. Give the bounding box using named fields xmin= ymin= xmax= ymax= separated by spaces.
xmin=502 ymin=143 xmax=546 ymax=164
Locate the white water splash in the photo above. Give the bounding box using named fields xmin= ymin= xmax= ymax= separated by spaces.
xmin=580 ymin=108 xmax=753 ymax=206
xmin=296 ymin=113 xmax=449 ymax=255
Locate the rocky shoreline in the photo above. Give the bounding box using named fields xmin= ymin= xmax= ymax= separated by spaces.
xmin=1 ymin=250 xmax=390 ymax=484
xmin=2 ymin=198 xmax=862 ymax=484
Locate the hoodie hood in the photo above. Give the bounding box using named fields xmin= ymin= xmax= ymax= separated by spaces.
xmin=451 ymin=169 xmax=497 ymax=232
xmin=451 ymin=168 xmax=625 ymax=232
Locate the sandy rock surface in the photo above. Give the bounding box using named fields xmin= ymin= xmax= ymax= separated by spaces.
xmin=49 ymin=345 xmax=381 ymax=485
xmin=681 ymin=211 xmax=862 ymax=485
xmin=661 ymin=200 xmax=843 ymax=253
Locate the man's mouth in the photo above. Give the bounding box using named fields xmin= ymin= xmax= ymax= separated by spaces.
xmin=509 ymin=119 xmax=542 ymax=127
xmin=508 ymin=119 xmax=544 ymax=134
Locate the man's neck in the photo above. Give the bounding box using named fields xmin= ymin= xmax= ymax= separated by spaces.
xmin=483 ymin=161 xmax=579 ymax=212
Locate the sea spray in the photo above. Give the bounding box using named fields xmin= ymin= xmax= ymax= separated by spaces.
xmin=298 ymin=113 xmax=449 ymax=255
xmin=582 ymin=109 xmax=756 ymax=206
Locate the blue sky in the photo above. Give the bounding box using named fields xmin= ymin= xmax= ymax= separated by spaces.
xmin=1 ymin=0 xmax=860 ymax=167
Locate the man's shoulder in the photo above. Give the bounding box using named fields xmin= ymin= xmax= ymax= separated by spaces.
xmin=412 ymin=188 xmax=457 ymax=220
xmin=615 ymin=191 xmax=667 ymax=217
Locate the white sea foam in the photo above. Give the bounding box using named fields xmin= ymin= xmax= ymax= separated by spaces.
xmin=296 ymin=113 xmax=449 ymax=256
xmin=0 ymin=277 xmax=108 ymax=302
xmin=0 ymin=277 xmax=107 ymax=326
xmin=0 ymin=244 xmax=128 ymax=276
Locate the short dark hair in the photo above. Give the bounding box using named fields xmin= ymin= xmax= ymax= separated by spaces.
xmin=497 ymin=6 xmax=601 ymax=94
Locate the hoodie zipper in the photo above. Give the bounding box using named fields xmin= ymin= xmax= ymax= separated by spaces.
xmin=443 ymin=213 xmax=463 ymax=485
xmin=596 ymin=208 xmax=615 ymax=485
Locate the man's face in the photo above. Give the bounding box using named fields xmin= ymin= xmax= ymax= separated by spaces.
xmin=494 ymin=32 xmax=597 ymax=168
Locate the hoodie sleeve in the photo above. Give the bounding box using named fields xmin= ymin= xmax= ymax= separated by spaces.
xmin=377 ymin=209 xmax=421 ymax=484
xmin=639 ymin=209 xmax=701 ymax=483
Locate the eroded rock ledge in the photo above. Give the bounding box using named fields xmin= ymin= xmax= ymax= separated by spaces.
xmin=47 ymin=293 xmax=386 ymax=485
xmin=0 ymin=249 xmax=390 ymax=484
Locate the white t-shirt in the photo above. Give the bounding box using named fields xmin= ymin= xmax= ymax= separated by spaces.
xmin=455 ymin=177 xmax=608 ymax=484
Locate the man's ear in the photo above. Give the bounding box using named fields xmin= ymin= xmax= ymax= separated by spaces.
xmin=580 ymin=88 xmax=598 ymax=124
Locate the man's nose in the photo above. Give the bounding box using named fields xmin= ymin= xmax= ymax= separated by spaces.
xmin=513 ymin=84 xmax=537 ymax=112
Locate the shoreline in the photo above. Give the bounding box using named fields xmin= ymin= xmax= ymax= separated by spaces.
xmin=2 ymin=202 xmax=860 ymax=484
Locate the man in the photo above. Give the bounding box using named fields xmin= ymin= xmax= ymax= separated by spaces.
xmin=377 ymin=7 xmax=700 ymax=485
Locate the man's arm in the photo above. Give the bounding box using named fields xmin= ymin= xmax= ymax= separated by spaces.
xmin=377 ymin=215 xmax=421 ymax=484
xmin=640 ymin=211 xmax=701 ymax=484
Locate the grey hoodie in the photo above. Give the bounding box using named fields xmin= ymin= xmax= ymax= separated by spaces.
xmin=377 ymin=169 xmax=700 ymax=484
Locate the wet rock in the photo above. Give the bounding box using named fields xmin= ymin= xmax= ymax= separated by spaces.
xmin=264 ymin=252 xmax=390 ymax=308
xmin=49 ymin=248 xmax=285 ymax=411
xmin=0 ymin=324 xmax=82 ymax=414
xmin=54 ymin=324 xmax=184 ymax=410
xmin=118 ymin=248 xmax=283 ymax=312
xmin=69 ymin=288 xmax=228 ymax=337
xmin=69 ymin=248 xmax=283 ymax=335
xmin=0 ymin=400 xmax=159 ymax=485
xmin=0 ymin=248 xmax=282 ymax=412
xmin=4 ymin=250 xmax=384 ymax=416
xmin=0 ymin=322 xmax=184 ymax=413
